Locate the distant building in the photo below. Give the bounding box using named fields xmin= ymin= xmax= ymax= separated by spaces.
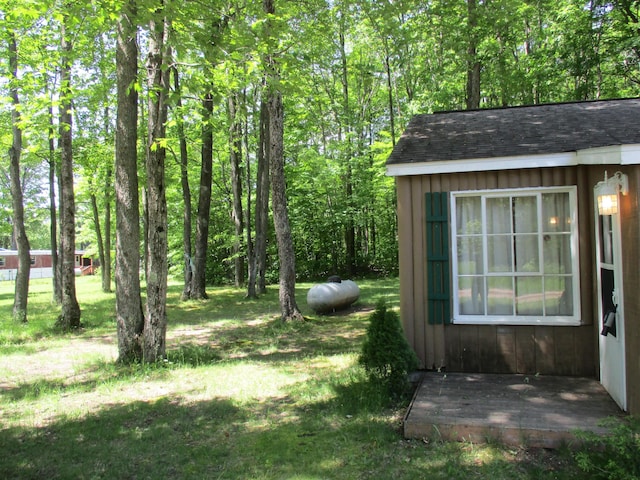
xmin=0 ymin=248 xmax=95 ymax=281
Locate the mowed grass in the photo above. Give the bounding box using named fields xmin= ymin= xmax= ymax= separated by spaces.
xmin=0 ymin=276 xmax=580 ymax=479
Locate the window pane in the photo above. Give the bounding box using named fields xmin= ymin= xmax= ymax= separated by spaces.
xmin=458 ymin=237 xmax=483 ymax=274
xmin=487 ymin=197 xmax=511 ymax=234
xmin=545 ymin=276 xmax=573 ymax=315
xmin=513 ymin=196 xmax=538 ymax=233
xmin=515 ymin=235 xmax=539 ymax=272
xmin=543 ymin=192 xmax=571 ymax=233
xmin=487 ymin=235 xmax=512 ymax=272
xmin=487 ymin=276 xmax=514 ymax=315
xmin=543 ymin=234 xmax=572 ymax=274
xmin=456 ymin=196 xmax=481 ymax=234
xmin=516 ymin=277 xmax=543 ymax=315
xmin=452 ymin=188 xmax=577 ymax=322
xmin=458 ymin=277 xmax=485 ymax=314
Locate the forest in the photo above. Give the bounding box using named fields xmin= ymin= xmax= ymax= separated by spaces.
xmin=1 ymin=0 xmax=639 ymax=360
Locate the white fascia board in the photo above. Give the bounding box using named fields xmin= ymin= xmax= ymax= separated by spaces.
xmin=577 ymin=144 xmax=640 ymax=165
xmin=385 ymin=152 xmax=577 ymax=177
xmin=386 ymin=144 xmax=640 ymax=177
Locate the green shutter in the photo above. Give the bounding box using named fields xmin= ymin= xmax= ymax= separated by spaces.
xmin=426 ymin=192 xmax=451 ymax=325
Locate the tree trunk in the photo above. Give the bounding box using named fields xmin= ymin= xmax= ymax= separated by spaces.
xmin=90 ymin=191 xmax=106 ymax=283
xmin=191 ymin=92 xmax=214 ymax=300
xmin=8 ymin=33 xmax=30 ymax=323
xmin=171 ymin=66 xmax=193 ymax=301
xmin=229 ymin=93 xmax=244 ymax=288
xmin=56 ymin=16 xmax=81 ymax=330
xmin=264 ymin=0 xmax=303 ymax=322
xmin=339 ymin=22 xmax=356 ymax=277
xmin=143 ymin=9 xmax=170 ymax=363
xmin=47 ymin=86 xmax=61 ymax=304
xmin=246 ymin=98 xmax=256 ymax=298
xmin=466 ymin=0 xmax=481 ymax=110
xmin=103 ymin=162 xmax=112 ymax=293
xmin=102 ymin=105 xmax=112 ymax=293
xmin=115 ymin=0 xmax=144 ymax=362
xmin=384 ymin=51 xmax=396 ymax=147
xmin=254 ymin=99 xmax=270 ymax=295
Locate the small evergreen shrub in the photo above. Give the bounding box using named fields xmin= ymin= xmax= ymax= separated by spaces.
xmin=574 ymin=416 xmax=640 ymax=479
xmin=358 ymin=301 xmax=418 ymax=396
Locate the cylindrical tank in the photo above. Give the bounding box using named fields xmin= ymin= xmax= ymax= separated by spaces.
xmin=306 ymin=280 xmax=360 ymax=313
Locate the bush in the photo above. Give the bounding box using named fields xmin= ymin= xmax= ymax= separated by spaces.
xmin=574 ymin=416 xmax=640 ymax=479
xmin=358 ymin=301 xmax=418 ymax=397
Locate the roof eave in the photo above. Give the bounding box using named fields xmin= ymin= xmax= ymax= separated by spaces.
xmin=386 ymin=144 xmax=640 ymax=177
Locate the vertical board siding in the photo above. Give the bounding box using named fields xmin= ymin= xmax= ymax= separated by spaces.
xmin=411 ymin=176 xmax=428 ymax=368
xmin=624 ymin=169 xmax=640 ymax=413
xmin=400 ymin=167 xmax=597 ymax=376
xmin=396 ymin=177 xmax=419 ymax=364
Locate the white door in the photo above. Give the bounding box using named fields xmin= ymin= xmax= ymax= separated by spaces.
xmin=594 ymin=203 xmax=627 ymax=411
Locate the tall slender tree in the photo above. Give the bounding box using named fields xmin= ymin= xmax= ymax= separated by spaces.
xmin=115 ymin=0 xmax=144 ymax=362
xmin=228 ymin=92 xmax=244 ymax=287
xmin=143 ymin=3 xmax=170 ymax=362
xmin=171 ymin=66 xmax=193 ymax=301
xmin=191 ymin=92 xmax=214 ymax=300
xmin=247 ymin=99 xmax=270 ymax=298
xmin=248 ymin=98 xmax=270 ymax=297
xmin=56 ymin=9 xmax=81 ymax=330
xmin=7 ymin=32 xmax=31 ymax=323
xmin=263 ymin=0 xmax=303 ymax=322
xmin=47 ymin=82 xmax=61 ymax=304
xmin=466 ymin=0 xmax=481 ymax=109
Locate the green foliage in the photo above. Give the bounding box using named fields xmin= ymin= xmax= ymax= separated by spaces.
xmin=359 ymin=301 xmax=418 ymax=396
xmin=574 ymin=416 xmax=640 ymax=479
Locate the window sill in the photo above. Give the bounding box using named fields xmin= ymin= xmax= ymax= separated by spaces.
xmin=452 ymin=317 xmax=582 ymax=326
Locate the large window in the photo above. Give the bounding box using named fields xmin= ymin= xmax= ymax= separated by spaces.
xmin=451 ymin=187 xmax=580 ymax=325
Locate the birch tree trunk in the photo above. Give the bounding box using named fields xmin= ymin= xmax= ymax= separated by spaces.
xmin=8 ymin=32 xmax=30 ymax=323
xmin=115 ymin=0 xmax=144 ymax=362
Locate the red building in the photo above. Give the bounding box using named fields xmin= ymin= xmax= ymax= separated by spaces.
xmin=0 ymin=249 xmax=95 ymax=281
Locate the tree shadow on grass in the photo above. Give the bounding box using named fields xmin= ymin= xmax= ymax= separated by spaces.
xmin=186 ymin=314 xmax=368 ymax=365
xmin=0 ymin=397 xmax=243 ymax=480
xmin=0 ymin=375 xmax=578 ymax=480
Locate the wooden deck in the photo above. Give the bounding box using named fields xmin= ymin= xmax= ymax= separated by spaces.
xmin=404 ymin=373 xmax=623 ymax=448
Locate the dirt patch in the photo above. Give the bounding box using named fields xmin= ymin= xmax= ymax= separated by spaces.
xmin=0 ymin=334 xmax=117 ymax=390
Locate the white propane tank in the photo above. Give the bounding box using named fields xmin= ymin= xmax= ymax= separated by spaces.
xmin=306 ymin=280 xmax=360 ymax=313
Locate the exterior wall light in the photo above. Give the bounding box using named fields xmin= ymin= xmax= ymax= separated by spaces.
xmin=596 ymin=171 xmax=628 ymax=216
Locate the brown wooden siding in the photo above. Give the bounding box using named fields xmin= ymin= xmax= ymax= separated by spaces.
xmin=615 ymin=166 xmax=640 ymax=413
xmin=397 ymin=166 xmax=598 ymax=377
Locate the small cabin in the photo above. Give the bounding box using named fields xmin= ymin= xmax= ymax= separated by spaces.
xmin=385 ymin=98 xmax=640 ymax=414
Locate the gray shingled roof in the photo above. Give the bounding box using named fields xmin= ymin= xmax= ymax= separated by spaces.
xmin=386 ymin=98 xmax=640 ymax=165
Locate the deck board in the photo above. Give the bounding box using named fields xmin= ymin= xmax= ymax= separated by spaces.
xmin=404 ymin=373 xmax=623 ymax=448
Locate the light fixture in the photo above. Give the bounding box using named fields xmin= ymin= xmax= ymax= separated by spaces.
xmin=595 ymin=171 xmax=628 ymax=216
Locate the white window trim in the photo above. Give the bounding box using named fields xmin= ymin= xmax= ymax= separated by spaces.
xmin=450 ymin=186 xmax=581 ymax=326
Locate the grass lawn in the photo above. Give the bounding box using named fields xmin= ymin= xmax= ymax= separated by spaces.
xmin=0 ymin=276 xmax=582 ymax=479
